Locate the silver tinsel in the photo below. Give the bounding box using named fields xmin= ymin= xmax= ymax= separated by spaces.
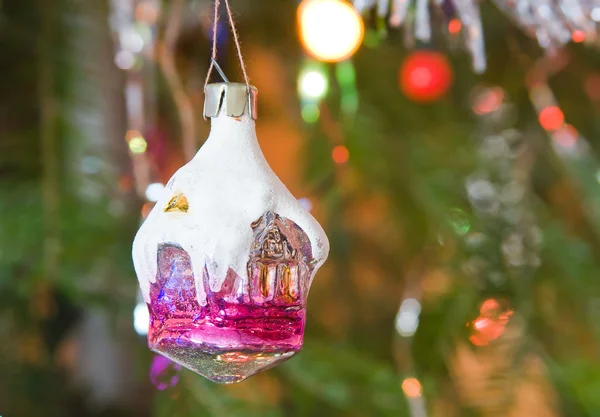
xmin=354 ymin=0 xmax=600 ymax=73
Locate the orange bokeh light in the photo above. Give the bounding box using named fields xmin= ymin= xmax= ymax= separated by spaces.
xmin=479 ymin=298 xmax=500 ymax=316
xmin=448 ymin=19 xmax=462 ymax=35
xmin=402 ymin=378 xmax=422 ymax=398
xmin=135 ymin=2 xmax=159 ymax=23
xmin=332 ymin=145 xmax=350 ymax=164
xmin=572 ymin=30 xmax=586 ymax=43
xmin=298 ymin=0 xmax=364 ymax=62
xmin=539 ymin=106 xmax=564 ymax=131
xmin=469 ymin=298 xmax=514 ymax=346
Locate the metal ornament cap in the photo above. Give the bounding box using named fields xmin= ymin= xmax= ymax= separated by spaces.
xmin=203 ymin=82 xmax=258 ymax=120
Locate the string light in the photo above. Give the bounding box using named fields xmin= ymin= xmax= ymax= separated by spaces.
xmin=298 ymin=0 xmax=364 ymax=62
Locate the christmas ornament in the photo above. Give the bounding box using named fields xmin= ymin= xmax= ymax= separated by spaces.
xmin=133 ymin=82 xmax=329 ymax=383
xmin=354 ymin=0 xmax=600 ymax=73
xmin=132 ymin=0 xmax=328 ymax=385
xmin=298 ymin=0 xmax=365 ymax=62
xmin=400 ymin=50 xmax=453 ymax=103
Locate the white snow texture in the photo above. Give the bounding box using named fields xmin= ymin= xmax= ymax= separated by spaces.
xmin=132 ymin=111 xmax=330 ymax=306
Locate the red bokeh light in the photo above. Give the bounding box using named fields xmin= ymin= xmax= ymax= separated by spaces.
xmin=469 ymin=298 xmax=514 ymax=346
xmin=572 ymin=30 xmax=585 ymax=43
xmin=400 ymin=51 xmax=453 ymax=103
xmin=538 ymin=106 xmax=564 ymax=131
xmin=448 ymin=18 xmax=462 ymax=35
xmin=479 ymin=298 xmax=500 ymax=316
xmin=332 ymin=145 xmax=350 ymax=164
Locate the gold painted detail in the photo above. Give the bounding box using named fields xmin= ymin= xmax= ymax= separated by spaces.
xmin=164 ymin=193 xmax=189 ymax=213
xmin=279 ymin=265 xmax=295 ymax=303
xmin=260 ymin=264 xmax=270 ymax=298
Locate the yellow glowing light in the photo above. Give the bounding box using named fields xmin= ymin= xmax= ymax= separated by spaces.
xmin=127 ymin=130 xmax=148 ymax=154
xmin=299 ymin=69 xmax=328 ymax=100
xmin=298 ymin=0 xmax=364 ymax=63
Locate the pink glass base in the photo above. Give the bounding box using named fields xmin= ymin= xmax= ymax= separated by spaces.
xmin=146 ymin=212 xmax=315 ymax=383
xmin=147 ymin=243 xmax=307 ymax=383
xmin=148 ymin=303 xmax=304 ymax=383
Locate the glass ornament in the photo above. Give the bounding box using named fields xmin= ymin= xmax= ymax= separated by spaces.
xmin=132 ymin=83 xmax=329 ymax=383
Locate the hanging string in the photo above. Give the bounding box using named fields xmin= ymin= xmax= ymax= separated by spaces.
xmin=204 ymin=0 xmax=220 ymax=90
xmin=204 ymin=0 xmax=251 ymax=91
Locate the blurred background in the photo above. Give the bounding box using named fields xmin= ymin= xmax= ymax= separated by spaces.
xmin=2 ymin=0 xmax=600 ymax=416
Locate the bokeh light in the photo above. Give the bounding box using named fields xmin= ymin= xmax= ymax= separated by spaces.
xmin=301 ymin=104 xmax=320 ymax=123
xmin=298 ymin=197 xmax=313 ymax=212
xmin=448 ymin=208 xmax=471 ymax=235
xmin=115 ymin=50 xmax=135 ymax=70
xmin=552 ymin=124 xmax=579 ymax=150
xmin=145 ymin=183 xmax=166 ymax=202
xmin=400 ymin=51 xmax=453 ymax=103
xmin=133 ymin=303 xmax=149 ymax=336
xmin=135 ymin=2 xmax=159 ymax=23
xmin=538 ymin=106 xmax=564 ymax=131
xmin=402 ymin=377 xmax=422 ymax=398
xmin=448 ymin=18 xmax=462 ymax=35
xmin=472 ymin=86 xmax=504 ymax=115
xmin=332 ymin=145 xmax=349 ymax=164
xmin=298 ymin=0 xmax=364 ymax=62
xmin=120 ymin=29 xmax=144 ymax=53
xmin=572 ymin=30 xmax=586 ymax=43
xmin=468 ymin=298 xmax=514 ymax=346
xmin=298 ymin=68 xmax=329 ymax=100
xmin=479 ymin=298 xmax=500 ymax=316
xmin=395 ymin=298 xmax=421 ymax=337
xmin=149 ymin=355 xmax=182 ymax=391
xmin=127 ymin=130 xmax=148 ymax=154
